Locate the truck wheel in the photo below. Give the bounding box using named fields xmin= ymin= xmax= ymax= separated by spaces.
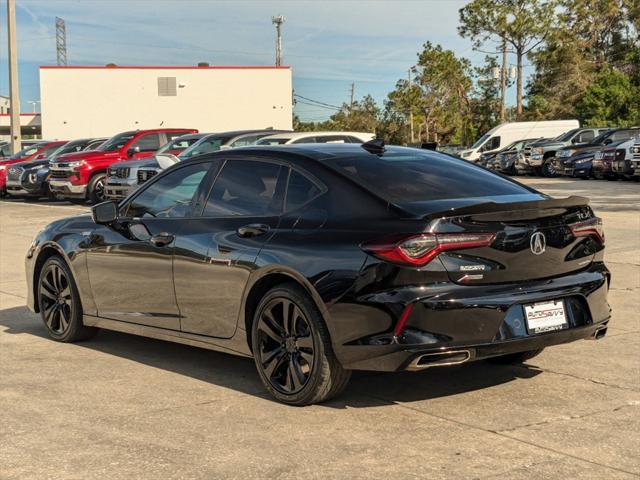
xmin=541 ymin=160 xmax=556 ymax=177
xmin=88 ymin=174 xmax=107 ymax=204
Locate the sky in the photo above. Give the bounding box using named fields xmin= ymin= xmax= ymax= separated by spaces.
xmin=0 ymin=0 xmax=524 ymax=121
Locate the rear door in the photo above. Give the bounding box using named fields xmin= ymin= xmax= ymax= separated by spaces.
xmin=174 ymin=157 xmax=288 ymax=338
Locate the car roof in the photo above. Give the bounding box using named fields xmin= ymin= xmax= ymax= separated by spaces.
xmin=259 ymin=131 xmax=371 ymax=141
xmin=200 ymin=129 xmax=289 ymax=139
xmin=170 ymin=133 xmax=207 ymax=141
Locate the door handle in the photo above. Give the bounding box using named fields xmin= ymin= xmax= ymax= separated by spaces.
xmin=149 ymin=232 xmax=175 ymax=247
xmin=237 ymin=224 xmax=270 ymax=238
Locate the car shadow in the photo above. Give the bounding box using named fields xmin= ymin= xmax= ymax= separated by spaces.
xmin=0 ymin=305 xmax=542 ymax=409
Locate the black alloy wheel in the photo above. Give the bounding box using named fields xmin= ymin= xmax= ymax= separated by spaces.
xmin=40 ymin=262 xmax=73 ymax=335
xmin=88 ymin=174 xmax=106 ymax=204
xmin=256 ymin=297 xmax=314 ymax=394
xmin=251 ymin=283 xmax=351 ymax=406
xmin=38 ymin=256 xmax=98 ymax=342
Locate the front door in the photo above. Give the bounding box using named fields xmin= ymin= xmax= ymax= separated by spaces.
xmin=85 ymin=161 xmax=213 ymax=329
xmin=174 ymin=158 xmax=287 ymax=338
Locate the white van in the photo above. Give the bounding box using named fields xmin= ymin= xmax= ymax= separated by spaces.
xmin=460 ymin=120 xmax=579 ymax=162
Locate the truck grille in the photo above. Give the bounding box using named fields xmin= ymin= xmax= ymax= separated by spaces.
xmin=49 ymin=169 xmax=71 ymax=180
xmin=137 ymin=169 xmax=158 ymax=184
xmin=108 ymin=167 xmax=130 ymax=178
xmin=7 ymin=166 xmax=24 ymax=182
xmin=631 ymin=144 xmax=640 ymax=160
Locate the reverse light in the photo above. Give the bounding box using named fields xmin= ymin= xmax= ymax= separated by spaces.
xmin=362 ymin=233 xmax=496 ymax=267
xmin=570 ymin=217 xmax=605 ymax=244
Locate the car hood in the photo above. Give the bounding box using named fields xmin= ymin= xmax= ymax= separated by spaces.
xmin=17 ymin=158 xmax=50 ymax=170
xmin=55 ymin=150 xmax=120 ymax=162
xmin=112 ymin=158 xmax=159 ymax=170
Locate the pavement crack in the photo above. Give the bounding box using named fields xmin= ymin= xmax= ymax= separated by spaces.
xmin=495 ymin=402 xmax=640 ymax=433
xmin=513 ymin=365 xmax=638 ymax=392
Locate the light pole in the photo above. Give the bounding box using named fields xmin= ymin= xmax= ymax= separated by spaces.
xmin=7 ymin=0 xmax=21 ymax=154
xmin=28 ymin=100 xmax=40 ymax=113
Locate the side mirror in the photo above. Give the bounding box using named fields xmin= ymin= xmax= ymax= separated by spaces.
xmin=36 ymin=153 xmax=46 ymax=159
xmin=91 ymin=201 xmax=118 ymax=225
xmin=603 ymin=138 xmax=612 ymax=145
xmin=127 ymin=146 xmax=141 ymax=157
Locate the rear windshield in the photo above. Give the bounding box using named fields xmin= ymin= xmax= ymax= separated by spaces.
xmin=324 ymin=149 xmax=531 ymax=204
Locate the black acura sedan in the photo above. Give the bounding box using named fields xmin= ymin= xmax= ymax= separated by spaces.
xmin=25 ymin=142 xmax=611 ymax=405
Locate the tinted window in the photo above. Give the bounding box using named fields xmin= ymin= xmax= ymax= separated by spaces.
xmin=286 ymin=170 xmax=323 ymax=211
xmin=133 ymin=134 xmax=161 ymax=152
xmin=84 ymin=140 xmax=105 ymax=151
xmin=291 ymin=136 xmax=317 ymax=144
xmin=324 ymin=150 xmax=530 ymax=204
xmin=577 ymin=131 xmax=594 ymax=143
xmin=611 ymin=129 xmax=639 ymax=141
xmin=229 ymin=135 xmax=262 ymax=147
xmin=157 ymin=137 xmax=200 ymax=154
xmin=180 ymin=136 xmax=234 ymax=158
xmin=125 ymin=162 xmax=211 ymax=218
xmin=203 ymin=160 xmax=284 ymax=216
xmin=99 ymin=133 xmax=135 ymax=152
xmin=256 ymin=137 xmax=289 ymax=145
xmin=316 ymin=136 xmax=348 ymax=144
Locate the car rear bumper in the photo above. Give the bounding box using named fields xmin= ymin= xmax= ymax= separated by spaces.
xmin=330 ymin=262 xmax=611 ymax=371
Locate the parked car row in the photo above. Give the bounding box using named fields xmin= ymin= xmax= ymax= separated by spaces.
xmin=476 ymin=127 xmax=640 ymax=181
xmin=0 ymin=129 xmax=374 ymax=204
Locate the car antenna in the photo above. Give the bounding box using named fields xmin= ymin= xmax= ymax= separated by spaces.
xmin=361 ymin=138 xmax=385 ymax=155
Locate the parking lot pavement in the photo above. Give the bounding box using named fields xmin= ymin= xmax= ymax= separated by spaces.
xmin=1 ymin=178 xmax=638 ymax=479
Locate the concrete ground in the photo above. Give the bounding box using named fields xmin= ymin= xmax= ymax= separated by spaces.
xmin=0 ymin=177 xmax=638 ymax=479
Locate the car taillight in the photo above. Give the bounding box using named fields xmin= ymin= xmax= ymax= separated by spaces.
xmin=362 ymin=233 xmax=496 ymax=267
xmin=570 ymin=217 xmax=605 ymax=244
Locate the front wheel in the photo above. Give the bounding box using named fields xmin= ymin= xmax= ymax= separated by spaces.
xmin=251 ymin=283 xmax=351 ymax=406
xmin=541 ymin=160 xmax=556 ymax=177
xmin=88 ymin=173 xmax=106 ymax=204
xmin=38 ymin=255 xmax=98 ymax=342
xmin=487 ymin=348 xmax=544 ymax=365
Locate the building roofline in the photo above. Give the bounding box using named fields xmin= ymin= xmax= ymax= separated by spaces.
xmin=40 ymin=65 xmax=290 ymax=70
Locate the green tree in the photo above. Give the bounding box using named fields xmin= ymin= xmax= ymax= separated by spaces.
xmin=575 ymin=68 xmax=640 ymax=126
xmin=459 ymin=0 xmax=556 ymax=116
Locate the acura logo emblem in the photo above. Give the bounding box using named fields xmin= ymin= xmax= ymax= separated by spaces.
xmin=530 ymin=231 xmax=546 ymax=255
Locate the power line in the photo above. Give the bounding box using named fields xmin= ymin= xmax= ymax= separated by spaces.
xmin=293 ymin=93 xmax=342 ymax=110
xmin=294 ymin=100 xmax=341 ymax=111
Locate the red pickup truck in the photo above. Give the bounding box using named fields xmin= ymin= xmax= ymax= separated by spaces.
xmin=48 ymin=128 xmax=197 ymax=203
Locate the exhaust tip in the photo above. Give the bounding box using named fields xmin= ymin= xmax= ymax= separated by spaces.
xmin=407 ymin=350 xmax=471 ymax=371
xmin=593 ymin=326 xmax=607 ymax=340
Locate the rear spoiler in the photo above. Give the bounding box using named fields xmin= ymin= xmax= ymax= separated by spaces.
xmin=425 ymin=195 xmax=590 ymax=220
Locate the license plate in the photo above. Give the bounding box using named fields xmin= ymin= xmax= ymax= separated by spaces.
xmin=524 ymin=300 xmax=568 ymax=334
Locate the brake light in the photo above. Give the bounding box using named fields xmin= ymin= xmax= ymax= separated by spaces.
xmin=362 ymin=233 xmax=496 ymax=267
xmin=570 ymin=217 xmax=605 ymax=244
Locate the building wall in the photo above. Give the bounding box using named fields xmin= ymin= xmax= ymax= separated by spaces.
xmin=40 ymin=66 xmax=293 ymax=139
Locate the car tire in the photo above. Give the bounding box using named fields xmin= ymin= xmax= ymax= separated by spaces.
xmin=88 ymin=173 xmax=107 ymax=204
xmin=251 ymin=283 xmax=351 ymax=406
xmin=487 ymin=348 xmax=544 ymax=365
xmin=37 ymin=255 xmax=99 ymax=342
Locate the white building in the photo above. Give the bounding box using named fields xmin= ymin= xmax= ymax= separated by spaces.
xmin=40 ymin=65 xmax=293 ymax=139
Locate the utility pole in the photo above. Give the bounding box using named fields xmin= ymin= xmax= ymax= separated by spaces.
xmin=408 ymin=68 xmax=414 ymax=144
xmin=7 ymin=0 xmax=21 ymax=154
xmin=55 ymin=17 xmax=68 ymax=66
xmin=500 ymin=38 xmax=506 ymax=123
xmin=272 ymin=15 xmax=285 ymax=66
xmin=350 ymin=82 xmax=355 ymax=109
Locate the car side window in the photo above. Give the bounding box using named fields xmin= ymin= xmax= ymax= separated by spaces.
xmin=229 ymin=135 xmax=261 ymax=147
xmin=132 ymin=134 xmax=161 ymax=152
xmin=292 ymin=137 xmax=316 ymax=144
xmin=577 ymin=131 xmax=594 ymax=143
xmin=124 ymin=162 xmax=211 ymax=219
xmin=203 ymin=160 xmax=285 ymax=217
xmin=285 ymin=169 xmax=324 ymax=211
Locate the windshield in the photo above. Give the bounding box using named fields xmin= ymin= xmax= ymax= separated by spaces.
xmin=157 ymin=136 xmax=202 ymax=155
xmin=10 ymin=144 xmax=43 ymax=159
xmin=179 ymin=136 xmax=234 ymax=159
xmin=325 ymin=149 xmax=530 ymax=205
xmin=98 ymin=133 xmax=135 ymax=152
xmin=256 ymin=137 xmax=290 ymax=145
xmin=554 ymin=128 xmax=580 ymax=142
xmin=470 ymin=134 xmax=490 ymax=150
xmin=592 ymin=130 xmax=614 ymax=145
